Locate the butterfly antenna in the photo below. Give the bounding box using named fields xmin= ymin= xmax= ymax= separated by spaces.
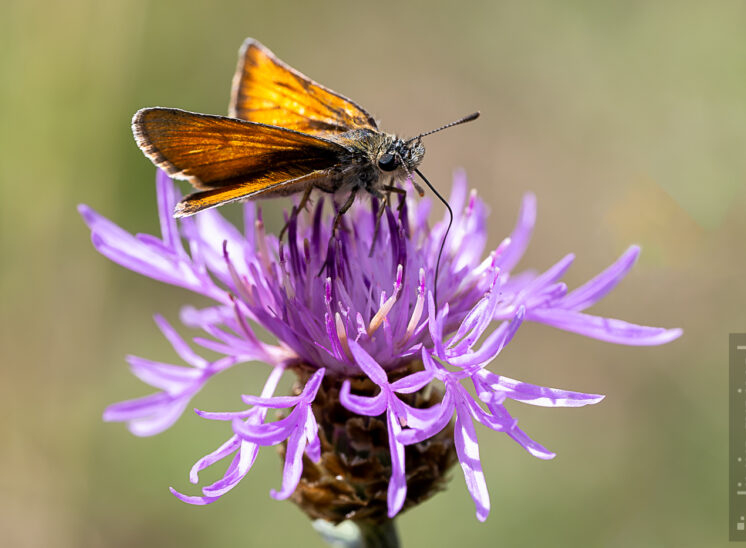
xmin=405 ymin=111 xmax=480 ymax=145
xmin=414 ymin=168 xmax=452 ymax=309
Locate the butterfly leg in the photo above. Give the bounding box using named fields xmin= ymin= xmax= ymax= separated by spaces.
xmin=381 ymin=184 xmax=407 ymax=213
xmin=368 ymin=193 xmax=389 ymax=258
xmin=381 ymin=184 xmax=407 ymax=196
xmin=279 ymin=184 xmax=315 ymax=241
xmin=331 ymin=188 xmax=358 ymax=235
xmin=317 ymin=189 xmax=358 ymax=277
xmin=297 ymin=184 xmax=315 ymax=211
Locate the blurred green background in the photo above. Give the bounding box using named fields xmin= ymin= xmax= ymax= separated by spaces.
xmin=2 ymin=1 xmax=742 ymax=546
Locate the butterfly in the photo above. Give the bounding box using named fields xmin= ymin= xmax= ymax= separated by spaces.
xmin=131 ymin=38 xmax=478 ymax=225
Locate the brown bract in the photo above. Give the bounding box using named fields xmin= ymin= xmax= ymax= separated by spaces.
xmin=280 ymin=363 xmax=457 ymax=525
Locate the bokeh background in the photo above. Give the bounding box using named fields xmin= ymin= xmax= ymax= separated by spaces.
xmin=3 ymin=1 xmax=742 ymax=546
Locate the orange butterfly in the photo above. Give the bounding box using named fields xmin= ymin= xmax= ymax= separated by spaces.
xmin=131 ymin=38 xmax=478 ymax=222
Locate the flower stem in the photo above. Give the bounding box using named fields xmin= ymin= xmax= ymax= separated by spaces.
xmin=356 ymin=520 xmax=400 ymax=548
xmin=312 ymin=519 xmax=400 ymax=548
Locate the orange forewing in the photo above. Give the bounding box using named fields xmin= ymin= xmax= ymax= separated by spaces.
xmin=133 ymin=107 xmax=345 ymax=187
xmin=132 ymin=108 xmax=346 ymax=215
xmin=229 ymin=38 xmax=378 ymax=135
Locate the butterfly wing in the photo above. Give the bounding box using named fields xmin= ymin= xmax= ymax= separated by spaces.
xmin=171 ymin=170 xmax=335 ymax=217
xmin=229 ymin=38 xmax=378 ymax=135
xmin=132 ymin=107 xmax=347 ymax=216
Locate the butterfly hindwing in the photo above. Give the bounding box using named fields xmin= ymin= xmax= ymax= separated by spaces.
xmin=229 ymin=38 xmax=378 ymax=135
xmin=173 ymin=170 xmax=335 ymax=217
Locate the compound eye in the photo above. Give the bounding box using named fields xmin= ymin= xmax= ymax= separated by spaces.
xmin=378 ymin=152 xmax=398 ymax=172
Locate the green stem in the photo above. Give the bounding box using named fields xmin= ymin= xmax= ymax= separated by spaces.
xmin=356 ymin=520 xmax=399 ymax=548
xmin=313 ymin=519 xmax=400 ymax=548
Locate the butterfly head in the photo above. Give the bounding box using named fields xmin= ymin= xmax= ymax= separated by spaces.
xmin=375 ymin=111 xmax=480 ymax=179
xmin=377 ymin=138 xmax=426 ymax=176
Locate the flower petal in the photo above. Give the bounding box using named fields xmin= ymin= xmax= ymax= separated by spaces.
xmin=527 ymin=309 xmax=683 ymax=346
xmin=270 ymin=416 xmax=307 ymax=500
xmin=390 ymin=370 xmax=435 ymax=394
xmin=559 ymin=246 xmax=640 ymax=311
xmin=494 ymin=193 xmax=536 ymax=272
xmin=347 ymin=338 xmax=388 ymax=386
xmin=454 ymin=401 xmax=490 ymax=522
xmin=475 ymin=369 xmax=604 ymax=407
xmin=386 ymin=410 xmax=407 ymax=517
xmin=154 ymin=315 xmax=208 ymax=368
xmin=339 ymin=380 xmax=388 ymax=416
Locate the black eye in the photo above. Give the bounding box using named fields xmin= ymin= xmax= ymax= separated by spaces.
xmin=378 ymin=152 xmax=397 ymax=172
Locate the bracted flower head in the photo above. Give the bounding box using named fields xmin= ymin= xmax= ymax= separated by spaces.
xmin=79 ymin=169 xmax=681 ymax=524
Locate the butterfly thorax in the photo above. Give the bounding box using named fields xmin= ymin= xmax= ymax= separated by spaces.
xmin=330 ymin=129 xmax=426 ymax=197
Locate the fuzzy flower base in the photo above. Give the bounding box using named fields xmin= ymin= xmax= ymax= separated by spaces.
xmin=80 ymin=170 xmax=681 ymax=523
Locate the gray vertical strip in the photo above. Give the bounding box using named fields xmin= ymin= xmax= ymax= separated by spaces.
xmin=731 ymin=334 xmax=746 ymax=541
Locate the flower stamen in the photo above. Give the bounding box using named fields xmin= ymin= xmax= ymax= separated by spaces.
xmin=335 ymin=312 xmax=352 ymax=361
xmin=402 ymin=269 xmax=427 ymax=344
xmin=368 ymin=265 xmax=404 ymax=337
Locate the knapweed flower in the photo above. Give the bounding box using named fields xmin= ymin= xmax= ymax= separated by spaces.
xmin=79 ymin=169 xmax=680 ymax=525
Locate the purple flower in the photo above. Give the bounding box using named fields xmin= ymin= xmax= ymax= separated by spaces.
xmin=79 ymin=169 xmax=681 ymax=522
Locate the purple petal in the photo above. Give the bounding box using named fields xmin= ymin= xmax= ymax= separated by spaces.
xmin=427 ymin=294 xmax=447 ymax=359
xmin=155 ymin=170 xmax=184 ymax=254
xmin=347 ymin=339 xmax=388 ymax=386
xmin=448 ymin=307 xmax=525 ymax=369
xmin=103 ymin=388 xmax=200 ymax=437
xmin=506 ymin=425 xmax=555 ymax=460
xmin=183 ymin=366 xmax=285 ymax=498
xmin=84 ymin=205 xmax=203 ymax=285
xmin=398 ymin=389 xmax=455 ymax=445
xmin=420 ymin=347 xmax=448 ymax=377
xmin=232 ymin=409 xmax=300 ymax=445
xmin=527 ymin=309 xmax=683 ymax=345
xmin=446 ymin=273 xmax=501 ymax=354
xmin=180 ymin=304 xmax=232 ymax=328
xmin=390 ymin=370 xmax=435 ymax=394
xmin=448 ymin=297 xmax=491 ymax=350
xmin=516 ymin=253 xmax=574 ymax=303
xmin=270 ymin=418 xmax=307 ymax=500
xmin=454 ymin=401 xmax=490 ymax=522
xmin=339 ymin=380 xmax=388 ymax=416
xmin=304 ymin=413 xmax=321 ymax=463
xmin=202 ymin=439 xmax=260 ymax=497
xmin=475 ymin=369 xmax=604 ymax=407
xmin=154 ymin=315 xmax=208 ymax=368
xmin=169 ymin=487 xmax=220 ymax=505
xmin=494 ymin=193 xmax=536 ymax=272
xmin=483 ymin=400 xmax=556 ymax=459
xmin=103 ymin=392 xmax=171 ymax=422
xmin=126 ymin=356 xmax=202 ymax=392
xmin=188 ymin=435 xmax=242 ymax=484
xmin=195 ymin=209 xmax=249 ymax=277
xmin=386 ymin=410 xmax=407 ymax=517
xmin=195 ymin=407 xmax=256 ymax=421
xmin=399 ymin=396 xmax=447 ymax=431
xmin=232 ymin=369 xmax=322 ymax=443
xmin=241 ymin=393 xmax=304 ymax=408
xmin=559 ymin=246 xmax=640 ymax=311
xmin=447 ymin=169 xmax=469 ymax=217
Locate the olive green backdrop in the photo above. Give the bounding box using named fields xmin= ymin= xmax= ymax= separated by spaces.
xmin=2 ymin=1 xmax=742 ymax=546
